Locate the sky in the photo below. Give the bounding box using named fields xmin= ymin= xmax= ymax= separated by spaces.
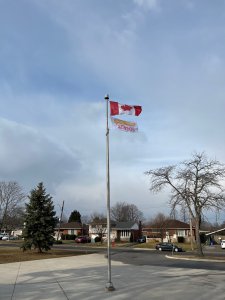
xmin=0 ymin=0 xmax=225 ymax=223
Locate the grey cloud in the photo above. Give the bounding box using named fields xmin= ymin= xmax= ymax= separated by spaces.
xmin=0 ymin=118 xmax=81 ymax=192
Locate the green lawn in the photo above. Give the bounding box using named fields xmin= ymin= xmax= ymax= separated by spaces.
xmin=0 ymin=246 xmax=90 ymax=264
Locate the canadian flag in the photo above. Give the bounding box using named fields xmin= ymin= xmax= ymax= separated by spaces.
xmin=110 ymin=101 xmax=142 ymax=116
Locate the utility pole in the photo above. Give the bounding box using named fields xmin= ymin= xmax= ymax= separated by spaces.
xmin=57 ymin=200 xmax=64 ymax=241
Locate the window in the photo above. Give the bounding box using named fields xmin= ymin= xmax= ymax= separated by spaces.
xmin=121 ymin=230 xmax=130 ymax=237
xmin=177 ymin=230 xmax=185 ymax=237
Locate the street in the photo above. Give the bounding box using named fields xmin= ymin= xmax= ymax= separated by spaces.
xmin=111 ymin=249 xmax=225 ymax=271
xmin=1 ymin=241 xmax=225 ymax=272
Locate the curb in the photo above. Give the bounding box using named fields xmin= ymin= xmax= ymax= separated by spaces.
xmin=165 ymin=255 xmax=225 ymax=263
xmin=132 ymin=248 xmax=155 ymax=251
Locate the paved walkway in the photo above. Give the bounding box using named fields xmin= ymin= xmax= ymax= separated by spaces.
xmin=1 ymin=253 xmax=225 ymax=300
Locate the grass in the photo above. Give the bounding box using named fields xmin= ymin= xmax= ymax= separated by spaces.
xmin=0 ymin=244 xmax=91 ymax=264
xmin=1 ymin=242 xmax=224 ymax=264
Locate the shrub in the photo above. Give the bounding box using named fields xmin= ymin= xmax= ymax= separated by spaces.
xmin=94 ymin=236 xmax=101 ymax=243
xmin=177 ymin=236 xmax=184 ymax=243
xmin=61 ymin=234 xmax=77 ymax=240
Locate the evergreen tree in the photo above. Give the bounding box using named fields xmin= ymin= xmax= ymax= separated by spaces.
xmin=22 ymin=182 xmax=57 ymax=253
xmin=68 ymin=210 xmax=81 ymax=223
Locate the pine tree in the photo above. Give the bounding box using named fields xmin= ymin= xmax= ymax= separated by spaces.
xmin=68 ymin=210 xmax=81 ymax=223
xmin=22 ymin=182 xmax=57 ymax=253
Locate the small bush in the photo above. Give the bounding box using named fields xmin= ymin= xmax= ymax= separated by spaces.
xmin=94 ymin=236 xmax=101 ymax=243
xmin=177 ymin=236 xmax=184 ymax=243
xmin=61 ymin=234 xmax=77 ymax=240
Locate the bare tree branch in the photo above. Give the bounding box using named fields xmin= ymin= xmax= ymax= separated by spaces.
xmin=0 ymin=181 xmax=26 ymax=230
xmin=145 ymin=152 xmax=225 ymax=256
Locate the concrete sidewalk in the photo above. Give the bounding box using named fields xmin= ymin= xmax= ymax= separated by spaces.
xmin=1 ymin=253 xmax=225 ymax=300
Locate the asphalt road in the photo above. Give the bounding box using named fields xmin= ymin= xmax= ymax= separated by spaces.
xmin=52 ymin=243 xmax=225 ymax=271
xmin=58 ymin=243 xmax=225 ymax=271
xmin=111 ymin=249 xmax=225 ymax=271
xmin=1 ymin=241 xmax=225 ymax=272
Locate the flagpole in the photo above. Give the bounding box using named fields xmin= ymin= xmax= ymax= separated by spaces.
xmin=105 ymin=94 xmax=115 ymax=291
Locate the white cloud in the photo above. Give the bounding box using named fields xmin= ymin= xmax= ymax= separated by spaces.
xmin=0 ymin=117 xmax=81 ymax=192
xmin=0 ymin=0 xmax=225 ymax=222
xmin=54 ymin=180 xmax=106 ymax=216
xmin=133 ymin=0 xmax=160 ymax=11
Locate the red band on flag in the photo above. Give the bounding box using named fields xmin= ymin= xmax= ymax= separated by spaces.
xmin=110 ymin=101 xmax=119 ymax=116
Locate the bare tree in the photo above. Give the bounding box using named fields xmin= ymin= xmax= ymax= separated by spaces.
xmin=81 ymin=215 xmax=91 ymax=225
xmin=169 ymin=207 xmax=178 ymax=220
xmin=111 ymin=201 xmax=144 ymax=223
xmin=4 ymin=206 xmax=25 ymax=230
xmin=145 ymin=152 xmax=225 ymax=256
xmin=0 ymin=181 xmax=26 ymax=231
xmin=179 ymin=204 xmax=188 ymax=223
xmin=89 ymin=212 xmax=107 ymax=243
xmin=147 ymin=213 xmax=169 ymax=242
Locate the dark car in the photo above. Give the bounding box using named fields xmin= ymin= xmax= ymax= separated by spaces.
xmin=155 ymin=242 xmax=183 ymax=252
xmin=75 ymin=236 xmax=91 ymax=243
xmin=137 ymin=236 xmax=146 ymax=243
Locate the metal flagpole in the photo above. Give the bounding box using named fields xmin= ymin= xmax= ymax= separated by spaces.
xmin=105 ymin=94 xmax=115 ymax=291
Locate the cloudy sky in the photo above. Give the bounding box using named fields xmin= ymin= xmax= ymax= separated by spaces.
xmin=0 ymin=0 xmax=225 ymax=222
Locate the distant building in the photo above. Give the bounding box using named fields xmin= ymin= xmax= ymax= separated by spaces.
xmin=54 ymin=222 xmax=88 ymax=239
xmin=89 ymin=220 xmax=141 ymax=242
xmin=142 ymin=219 xmax=196 ymax=243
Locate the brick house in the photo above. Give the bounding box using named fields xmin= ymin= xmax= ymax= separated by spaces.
xmin=89 ymin=220 xmax=141 ymax=242
xmin=142 ymin=219 xmax=196 ymax=243
xmin=54 ymin=222 xmax=88 ymax=239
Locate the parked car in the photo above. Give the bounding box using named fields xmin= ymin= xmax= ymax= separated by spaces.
xmin=75 ymin=236 xmax=91 ymax=243
xmin=0 ymin=233 xmax=8 ymax=240
xmin=137 ymin=236 xmax=146 ymax=243
xmin=1 ymin=235 xmax=19 ymax=241
xmin=221 ymin=240 xmax=225 ymax=249
xmin=155 ymin=242 xmax=183 ymax=252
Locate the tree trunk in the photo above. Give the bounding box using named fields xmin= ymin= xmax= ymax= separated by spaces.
xmin=195 ymin=217 xmax=203 ymax=256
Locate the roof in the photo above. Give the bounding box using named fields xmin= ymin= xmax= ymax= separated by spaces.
xmin=143 ymin=219 xmax=193 ymax=229
xmin=56 ymin=222 xmax=83 ymax=229
xmin=113 ymin=221 xmax=139 ymax=230
xmin=89 ymin=221 xmax=139 ymax=230
xmin=205 ymin=227 xmax=225 ymax=236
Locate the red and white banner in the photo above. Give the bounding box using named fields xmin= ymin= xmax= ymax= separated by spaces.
xmin=111 ymin=117 xmax=138 ymax=133
xmin=110 ymin=101 xmax=142 ymax=116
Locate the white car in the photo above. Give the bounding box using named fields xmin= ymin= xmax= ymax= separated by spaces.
xmin=221 ymin=240 xmax=225 ymax=249
xmin=2 ymin=235 xmax=9 ymax=241
xmin=0 ymin=233 xmax=8 ymax=240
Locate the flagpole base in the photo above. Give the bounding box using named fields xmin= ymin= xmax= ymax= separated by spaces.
xmin=105 ymin=282 xmax=115 ymax=291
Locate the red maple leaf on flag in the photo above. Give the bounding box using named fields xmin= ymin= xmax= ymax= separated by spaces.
xmin=121 ymin=104 xmax=132 ymax=111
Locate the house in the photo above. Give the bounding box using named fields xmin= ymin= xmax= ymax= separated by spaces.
xmin=88 ymin=219 xmax=107 ymax=242
xmin=112 ymin=221 xmax=140 ymax=242
xmin=205 ymin=227 xmax=225 ymax=244
xmin=54 ymin=222 xmax=88 ymax=240
xmin=142 ymin=219 xmax=196 ymax=243
xmin=89 ymin=220 xmax=141 ymax=242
